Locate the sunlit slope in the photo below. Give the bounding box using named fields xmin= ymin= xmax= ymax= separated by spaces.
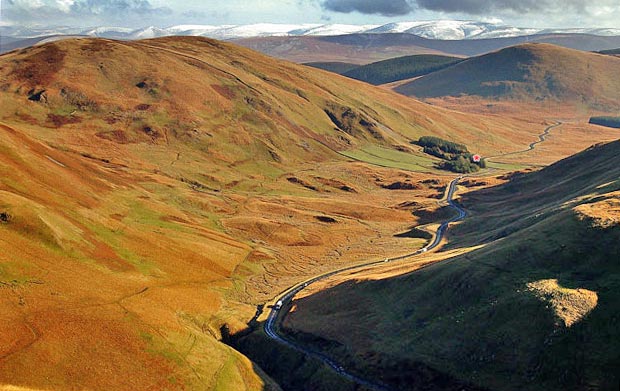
xmin=285 ymin=140 xmax=620 ymax=390
xmin=0 ymin=36 xmax=517 ymax=390
xmin=0 ymin=37 xmax=546 ymax=162
xmin=397 ymin=43 xmax=620 ymax=110
xmin=0 ymin=122 xmax=275 ymax=390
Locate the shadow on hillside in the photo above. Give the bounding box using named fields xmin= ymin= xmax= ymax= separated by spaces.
xmin=238 ymin=155 xmax=620 ymax=390
xmin=224 ymin=301 xmax=489 ymax=391
xmin=225 ymin=147 xmax=620 ymax=390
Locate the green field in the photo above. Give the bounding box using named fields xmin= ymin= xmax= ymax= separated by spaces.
xmin=340 ymin=145 xmax=440 ymax=172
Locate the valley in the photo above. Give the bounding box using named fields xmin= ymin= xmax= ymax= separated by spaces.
xmin=0 ymin=29 xmax=619 ymax=391
xmin=282 ymin=139 xmax=620 ymax=390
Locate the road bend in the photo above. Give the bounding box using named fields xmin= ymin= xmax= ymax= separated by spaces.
xmin=263 ymin=176 xmax=467 ymax=390
xmin=485 ymin=121 xmax=562 ymax=162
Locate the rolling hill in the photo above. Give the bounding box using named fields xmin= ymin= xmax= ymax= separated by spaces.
xmin=234 ymin=33 xmax=620 ymax=64
xmin=599 ymin=48 xmax=620 ymax=57
xmin=304 ymin=54 xmax=463 ymax=84
xmin=283 ymin=139 xmax=620 ymax=390
xmin=0 ymin=36 xmax=549 ymax=391
xmin=3 ymin=35 xmax=620 ymax=391
xmin=341 ymin=54 xmax=463 ymax=85
xmin=396 ymin=43 xmax=620 ymax=110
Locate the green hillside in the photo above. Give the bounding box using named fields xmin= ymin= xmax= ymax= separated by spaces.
xmin=598 ymin=48 xmax=620 ymax=55
xmin=343 ymin=54 xmax=462 ymax=85
xmin=283 ymin=139 xmax=620 ymax=391
xmin=589 ymin=116 xmax=620 ymax=128
xmin=396 ymin=43 xmax=620 ymax=110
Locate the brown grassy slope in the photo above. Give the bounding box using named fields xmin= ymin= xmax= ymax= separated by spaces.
xmin=0 ymin=36 xmax=527 ymax=391
xmin=396 ymin=43 xmax=620 ymax=111
xmin=0 ymin=121 xmax=267 ymax=391
xmin=284 ymin=139 xmax=620 ymax=391
xmin=0 ymin=37 xmax=544 ymax=161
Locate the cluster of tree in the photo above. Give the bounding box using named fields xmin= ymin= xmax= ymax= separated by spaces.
xmin=589 ymin=116 xmax=620 ymax=129
xmin=414 ymin=136 xmax=485 ymax=173
xmin=343 ymin=55 xmax=462 ymax=85
xmin=417 ymin=136 xmax=468 ymax=157
xmin=439 ymin=155 xmax=486 ymax=173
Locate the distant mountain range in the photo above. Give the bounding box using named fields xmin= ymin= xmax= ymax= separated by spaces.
xmin=2 ymin=20 xmax=620 ymax=41
xmin=234 ymin=33 xmax=620 ymax=65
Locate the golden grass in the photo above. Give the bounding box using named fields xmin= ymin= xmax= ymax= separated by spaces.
xmin=526 ymin=279 xmax=598 ymax=327
xmin=574 ymin=193 xmax=620 ymax=228
xmin=0 ymin=136 xmax=448 ymax=390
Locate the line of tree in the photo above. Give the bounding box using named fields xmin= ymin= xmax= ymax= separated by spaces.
xmin=589 ymin=116 xmax=620 ymax=129
xmin=414 ymin=136 xmax=485 ymax=173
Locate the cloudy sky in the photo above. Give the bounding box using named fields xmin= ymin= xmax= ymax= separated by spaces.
xmin=2 ymin=0 xmax=619 ymax=28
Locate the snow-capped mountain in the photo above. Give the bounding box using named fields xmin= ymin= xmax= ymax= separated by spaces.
xmin=82 ymin=26 xmax=135 ymax=38
xmin=294 ymin=24 xmax=380 ymax=36
xmin=4 ymin=21 xmax=620 ymax=41
xmin=366 ymin=21 xmax=541 ymax=40
xmin=193 ymin=23 xmax=323 ymax=40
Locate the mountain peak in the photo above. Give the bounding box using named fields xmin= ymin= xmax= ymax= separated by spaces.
xmin=3 ymin=21 xmax=620 ymax=41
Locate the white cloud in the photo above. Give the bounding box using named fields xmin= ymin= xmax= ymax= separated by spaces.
xmin=56 ymin=0 xmax=76 ymax=12
xmin=1 ymin=0 xmax=619 ymax=29
xmin=3 ymin=0 xmax=172 ymax=26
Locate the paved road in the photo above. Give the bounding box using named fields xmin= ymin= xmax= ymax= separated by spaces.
xmin=263 ymin=176 xmax=467 ymax=390
xmin=485 ymin=122 xmax=562 ymax=162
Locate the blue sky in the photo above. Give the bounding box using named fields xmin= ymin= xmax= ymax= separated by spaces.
xmin=2 ymin=0 xmax=619 ymax=28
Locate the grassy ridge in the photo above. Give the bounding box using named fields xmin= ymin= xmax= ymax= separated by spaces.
xmin=342 ymin=54 xmax=462 ymax=85
xmin=396 ymin=43 xmax=620 ymax=110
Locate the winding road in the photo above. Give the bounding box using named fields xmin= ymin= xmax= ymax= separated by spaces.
xmin=261 ymin=120 xmax=562 ymax=388
xmin=263 ymin=176 xmax=467 ymax=390
xmin=485 ymin=121 xmax=562 ymax=162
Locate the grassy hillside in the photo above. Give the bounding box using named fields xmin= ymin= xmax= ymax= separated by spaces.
xmin=0 ymin=36 xmax=546 ymax=390
xmin=1 ymin=37 xmax=531 ymax=160
xmin=304 ymin=61 xmax=360 ymax=74
xmin=3 ymin=36 xmax=619 ymax=391
xmin=342 ymin=55 xmax=463 ymax=85
xmin=396 ymin=43 xmax=620 ymax=111
xmin=283 ymin=140 xmax=620 ymax=390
